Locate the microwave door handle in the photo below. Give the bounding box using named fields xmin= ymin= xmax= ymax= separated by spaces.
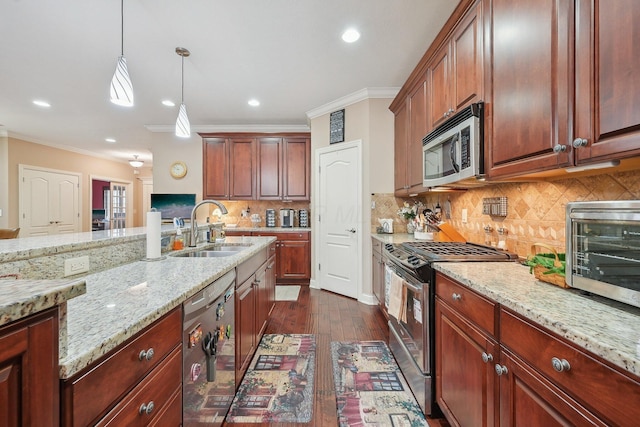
xmin=450 ymin=133 xmax=460 ymax=173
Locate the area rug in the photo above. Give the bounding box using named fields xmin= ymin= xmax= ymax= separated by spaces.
xmin=331 ymin=340 xmax=427 ymax=427
xmin=275 ymin=285 xmax=301 ymax=301
xmin=226 ymin=334 xmax=315 ymax=423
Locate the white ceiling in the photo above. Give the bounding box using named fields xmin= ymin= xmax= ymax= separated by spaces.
xmin=0 ymin=0 xmax=459 ymax=166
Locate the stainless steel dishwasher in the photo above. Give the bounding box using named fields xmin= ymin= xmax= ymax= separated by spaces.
xmin=183 ymin=269 xmax=236 ymax=426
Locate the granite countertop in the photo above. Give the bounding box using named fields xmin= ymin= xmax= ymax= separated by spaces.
xmin=59 ymin=236 xmax=275 ymax=379
xmin=0 ymin=278 xmax=86 ymax=326
xmin=372 ymin=233 xmax=640 ymax=378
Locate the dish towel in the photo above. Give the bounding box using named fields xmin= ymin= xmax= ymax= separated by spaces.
xmin=387 ymin=269 xmax=407 ymax=322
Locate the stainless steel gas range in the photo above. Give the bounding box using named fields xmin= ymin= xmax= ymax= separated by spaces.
xmin=382 ymin=241 xmax=518 ymax=416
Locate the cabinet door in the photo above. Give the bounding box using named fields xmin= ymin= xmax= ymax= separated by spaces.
xmin=429 ymin=44 xmax=451 ymax=129
xmin=278 ymin=240 xmax=311 ymax=280
xmin=435 ymin=298 xmax=497 ymax=427
xmin=371 ymin=248 xmax=383 ymax=306
xmin=203 ymin=138 xmax=229 ymax=199
xmin=236 ymin=276 xmax=256 ymax=383
xmin=283 ymin=137 xmax=310 ymax=201
xmin=394 ymin=101 xmax=409 ymax=195
xmin=257 ymin=137 xmax=283 ymax=200
xmin=0 ymin=309 xmax=58 ymax=427
xmin=254 ymin=263 xmax=269 ymax=339
xmin=408 ymin=77 xmax=428 ymax=193
xmin=487 ymin=0 xmax=574 ymax=178
xmin=498 ymin=349 xmax=604 ymax=427
xmin=574 ymin=0 xmax=640 ymax=164
xmin=228 ymin=138 xmax=256 ymax=200
xmin=451 ymin=0 xmax=483 ymax=112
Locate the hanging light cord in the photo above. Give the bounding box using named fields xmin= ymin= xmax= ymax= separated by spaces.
xmin=119 ymin=0 xmax=124 ymax=56
xmin=181 ymin=55 xmax=185 ymax=103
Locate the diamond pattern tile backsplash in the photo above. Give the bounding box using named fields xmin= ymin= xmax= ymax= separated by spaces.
xmin=372 ymin=169 xmax=640 ymax=258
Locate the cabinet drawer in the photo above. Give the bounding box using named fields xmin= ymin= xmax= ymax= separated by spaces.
xmin=500 ymin=308 xmax=640 ymax=426
xmin=254 ymin=231 xmax=309 ymax=240
xmin=63 ymin=308 xmax=182 ymax=426
xmin=372 ymin=238 xmax=382 ymax=254
xmin=96 ymin=347 xmax=182 ymax=426
xmin=435 ymin=273 xmax=497 ymax=337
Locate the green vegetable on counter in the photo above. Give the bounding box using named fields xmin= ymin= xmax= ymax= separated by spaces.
xmin=525 ymin=253 xmax=566 ymax=277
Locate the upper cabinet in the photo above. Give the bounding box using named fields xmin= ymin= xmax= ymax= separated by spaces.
xmin=487 ymin=0 xmax=640 ymax=179
xmin=429 ymin=0 xmax=484 ymax=129
xmin=390 ymin=0 xmax=483 ymax=196
xmin=202 ymin=133 xmax=310 ymax=201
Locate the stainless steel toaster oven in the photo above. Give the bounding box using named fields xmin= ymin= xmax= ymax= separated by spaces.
xmin=566 ymin=201 xmax=640 ymax=308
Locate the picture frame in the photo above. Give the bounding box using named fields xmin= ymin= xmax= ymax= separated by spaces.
xmin=330 ymin=109 xmax=345 ymax=144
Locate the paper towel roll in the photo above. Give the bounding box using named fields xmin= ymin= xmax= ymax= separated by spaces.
xmin=146 ymin=211 xmax=162 ymax=259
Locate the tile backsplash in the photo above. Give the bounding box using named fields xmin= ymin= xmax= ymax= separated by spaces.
xmin=372 ymin=169 xmax=640 ymax=258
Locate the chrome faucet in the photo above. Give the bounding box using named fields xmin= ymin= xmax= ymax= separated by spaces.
xmin=189 ymin=200 xmax=228 ymax=247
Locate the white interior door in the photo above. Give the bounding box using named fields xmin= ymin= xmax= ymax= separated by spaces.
xmin=109 ymin=182 xmax=127 ymax=230
xmin=19 ymin=165 xmax=81 ymax=236
xmin=317 ymin=141 xmax=362 ymax=299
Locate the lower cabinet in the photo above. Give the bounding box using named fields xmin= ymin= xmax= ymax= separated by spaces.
xmin=61 ymin=308 xmax=182 ymax=426
xmin=0 ymin=308 xmax=59 ymax=427
xmin=227 ymin=230 xmax=310 ymax=284
xmin=435 ymin=272 xmax=640 ymax=427
xmin=371 ymin=238 xmax=386 ymax=315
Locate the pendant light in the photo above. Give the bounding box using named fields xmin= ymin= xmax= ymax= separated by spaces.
xmin=110 ymin=0 xmax=134 ymax=106
xmin=175 ymin=47 xmax=191 ymax=138
xmin=129 ymin=155 xmax=144 ymax=168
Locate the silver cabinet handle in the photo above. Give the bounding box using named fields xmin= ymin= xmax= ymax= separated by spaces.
xmin=138 ymin=348 xmax=154 ymax=361
xmin=551 ymin=357 xmax=571 ymax=372
xmin=139 ymin=401 xmax=155 ymax=415
xmin=553 ymin=144 xmax=567 ymax=153
xmin=572 ymin=137 xmax=588 ymax=148
xmin=495 ymin=364 xmax=508 ymax=376
xmin=482 ymin=352 xmax=493 ymax=363
xmin=452 ymin=293 xmax=462 ymax=301
xmin=346 ymin=228 xmax=356 ymax=233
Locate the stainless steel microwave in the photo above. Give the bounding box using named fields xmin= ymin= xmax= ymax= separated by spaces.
xmin=566 ymin=200 xmax=640 ymax=308
xmin=422 ymin=102 xmax=484 ymax=188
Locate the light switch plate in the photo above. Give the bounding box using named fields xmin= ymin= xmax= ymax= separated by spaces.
xmin=461 ymin=209 xmax=468 ymax=223
xmin=64 ymin=256 xmax=90 ymax=277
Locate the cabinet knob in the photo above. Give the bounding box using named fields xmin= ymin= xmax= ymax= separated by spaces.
xmin=572 ymin=137 xmax=588 ymax=148
xmin=553 ymin=144 xmax=567 ymax=153
xmin=495 ymin=364 xmax=508 ymax=376
xmin=139 ymin=401 xmax=155 ymax=416
xmin=138 ymin=348 xmax=155 ymax=361
xmin=452 ymin=293 xmax=462 ymax=301
xmin=481 ymin=352 xmax=493 ymax=363
xmin=551 ymin=357 xmax=571 ymax=373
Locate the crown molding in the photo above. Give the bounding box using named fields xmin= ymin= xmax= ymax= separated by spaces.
xmin=145 ymin=124 xmax=310 ymax=133
xmin=305 ymin=87 xmax=400 ymax=120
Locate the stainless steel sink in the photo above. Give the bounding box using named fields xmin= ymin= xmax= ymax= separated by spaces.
xmin=172 ymin=244 xmax=252 ymax=258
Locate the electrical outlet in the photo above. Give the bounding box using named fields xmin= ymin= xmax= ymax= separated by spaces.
xmin=64 ymin=256 xmax=90 ymax=277
xmin=461 ymin=209 xmax=468 ymax=223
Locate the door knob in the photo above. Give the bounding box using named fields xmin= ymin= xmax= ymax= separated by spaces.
xmin=346 ymin=228 xmax=356 ymax=233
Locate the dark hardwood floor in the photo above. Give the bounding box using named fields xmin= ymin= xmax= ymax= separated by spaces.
xmin=223 ymin=286 xmax=449 ymax=427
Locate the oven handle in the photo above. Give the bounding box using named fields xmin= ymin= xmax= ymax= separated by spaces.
xmin=385 ymin=263 xmax=424 ymax=293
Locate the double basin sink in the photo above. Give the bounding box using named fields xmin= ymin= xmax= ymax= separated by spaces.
xmin=172 ymin=243 xmax=252 ymax=258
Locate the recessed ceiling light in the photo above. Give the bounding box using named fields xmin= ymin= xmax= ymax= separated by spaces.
xmin=342 ymin=28 xmax=360 ymax=43
xmin=248 ymin=99 xmax=260 ymax=107
xmin=33 ymin=100 xmax=51 ymax=108
xmin=105 ymin=138 xmax=116 ymax=143
xmin=162 ymin=100 xmax=175 ymax=107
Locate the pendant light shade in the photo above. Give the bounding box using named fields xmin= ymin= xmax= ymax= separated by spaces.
xmin=129 ymin=155 xmax=144 ymax=168
xmin=110 ymin=55 xmax=134 ymax=106
xmin=175 ymin=47 xmax=191 ymax=138
xmin=110 ymin=0 xmax=133 ymax=106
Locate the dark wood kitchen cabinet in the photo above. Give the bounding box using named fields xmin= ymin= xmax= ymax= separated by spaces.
xmin=436 ymin=272 xmax=640 ymax=427
xmin=428 ymin=0 xmax=484 ymax=130
xmin=61 ymin=308 xmax=182 ymax=426
xmin=257 ymin=135 xmax=310 ymax=201
xmin=0 ymin=308 xmax=59 ymax=427
xmin=435 ymin=273 xmax=498 ymax=427
xmin=203 ymin=136 xmax=256 ymax=200
xmin=371 ymin=238 xmax=386 ymax=315
xmin=487 ymin=0 xmax=640 ymax=179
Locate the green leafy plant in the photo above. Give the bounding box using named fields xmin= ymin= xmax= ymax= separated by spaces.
xmin=525 ymin=253 xmax=566 ymax=276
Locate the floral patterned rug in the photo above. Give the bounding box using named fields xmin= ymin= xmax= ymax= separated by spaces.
xmin=226 ymin=334 xmax=315 ymax=423
xmin=331 ymin=340 xmax=427 ymax=427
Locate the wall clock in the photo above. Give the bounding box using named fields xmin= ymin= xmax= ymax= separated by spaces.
xmin=170 ymin=161 xmax=188 ymax=179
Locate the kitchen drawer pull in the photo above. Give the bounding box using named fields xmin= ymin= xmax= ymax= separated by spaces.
xmin=572 ymin=137 xmax=588 ymax=148
xmin=138 ymin=348 xmax=155 ymax=361
xmin=139 ymin=401 xmax=155 ymax=416
xmin=452 ymin=293 xmax=462 ymax=301
xmin=553 ymin=144 xmax=567 ymax=153
xmin=495 ymin=364 xmax=508 ymax=376
xmin=481 ymin=352 xmax=493 ymax=363
xmin=551 ymin=357 xmax=571 ymax=373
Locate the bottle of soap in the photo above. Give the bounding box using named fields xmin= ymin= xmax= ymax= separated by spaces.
xmin=173 ymin=228 xmax=184 ymax=250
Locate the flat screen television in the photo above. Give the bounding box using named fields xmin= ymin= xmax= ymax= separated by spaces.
xmin=150 ymin=193 xmax=196 ymax=220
